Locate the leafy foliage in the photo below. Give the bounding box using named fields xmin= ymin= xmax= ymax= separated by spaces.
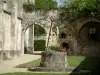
xmin=34 ymin=24 xmax=46 ymax=36
xmin=49 ymin=46 xmax=61 ymax=51
xmin=67 ymin=0 xmax=98 ymax=16
xmin=59 ymin=0 xmax=100 ymax=23
xmin=23 ymin=0 xmax=57 ymax=12
xmin=35 ymin=0 xmax=57 ymax=8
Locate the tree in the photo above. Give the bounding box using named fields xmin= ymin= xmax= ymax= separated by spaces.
xmin=59 ymin=0 xmax=100 ymax=24
xmin=63 ymin=0 xmax=100 ymax=17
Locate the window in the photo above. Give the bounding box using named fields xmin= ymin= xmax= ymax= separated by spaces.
xmin=89 ymin=28 xmax=96 ymax=34
xmin=61 ymin=32 xmax=66 ymax=38
xmin=88 ymin=28 xmax=96 ymax=41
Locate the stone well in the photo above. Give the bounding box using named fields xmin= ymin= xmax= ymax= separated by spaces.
xmin=29 ymin=51 xmax=68 ymax=72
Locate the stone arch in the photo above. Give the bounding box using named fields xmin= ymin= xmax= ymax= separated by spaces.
xmin=34 ymin=22 xmax=47 ymax=35
xmin=23 ymin=21 xmax=48 ymax=52
xmin=77 ymin=19 xmax=100 ymax=56
xmin=77 ymin=19 xmax=100 ymax=34
xmin=22 ymin=21 xmax=47 ymax=34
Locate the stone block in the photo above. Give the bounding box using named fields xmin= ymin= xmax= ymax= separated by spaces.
xmin=40 ymin=51 xmax=68 ymax=71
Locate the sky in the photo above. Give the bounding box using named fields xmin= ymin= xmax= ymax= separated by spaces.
xmin=56 ymin=0 xmax=61 ymax=7
xmin=56 ymin=0 xmax=68 ymax=7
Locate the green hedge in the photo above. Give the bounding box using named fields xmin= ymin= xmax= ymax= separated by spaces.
xmin=49 ymin=46 xmax=61 ymax=52
xmin=34 ymin=40 xmax=46 ymax=51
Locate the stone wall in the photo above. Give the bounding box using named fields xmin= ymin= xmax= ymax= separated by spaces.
xmin=0 ymin=0 xmax=24 ymax=59
xmin=64 ymin=18 xmax=100 ymax=56
xmin=23 ymin=9 xmax=60 ymax=52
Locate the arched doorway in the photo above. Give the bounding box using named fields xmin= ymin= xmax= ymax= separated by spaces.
xmin=24 ymin=23 xmax=47 ymax=53
xmin=34 ymin=24 xmax=46 ymax=51
xmin=77 ymin=21 xmax=100 ymax=56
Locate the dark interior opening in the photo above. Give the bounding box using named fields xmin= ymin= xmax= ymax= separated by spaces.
xmin=88 ymin=28 xmax=96 ymax=42
xmin=78 ymin=21 xmax=100 ymax=43
xmin=62 ymin=42 xmax=69 ymax=50
xmin=77 ymin=21 xmax=100 ymax=56
xmin=60 ymin=32 xmax=66 ymax=38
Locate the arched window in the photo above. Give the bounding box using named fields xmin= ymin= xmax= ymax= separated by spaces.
xmin=89 ymin=28 xmax=96 ymax=34
xmin=60 ymin=32 xmax=66 ymax=38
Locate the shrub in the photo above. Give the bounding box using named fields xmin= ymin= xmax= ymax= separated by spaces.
xmin=34 ymin=40 xmax=46 ymax=51
xmin=49 ymin=46 xmax=61 ymax=52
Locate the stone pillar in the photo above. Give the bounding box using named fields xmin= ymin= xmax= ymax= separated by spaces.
xmin=13 ymin=0 xmax=18 ymax=58
xmin=45 ymin=27 xmax=49 ymax=47
xmin=21 ymin=31 xmax=25 ymax=55
xmin=28 ymin=26 xmax=33 ymax=49
xmin=16 ymin=18 xmax=22 ymax=56
xmin=33 ymin=24 xmax=34 ymax=52
xmin=0 ymin=2 xmax=3 ymax=61
xmin=25 ymin=28 xmax=29 ymax=48
xmin=3 ymin=11 xmax=12 ymax=59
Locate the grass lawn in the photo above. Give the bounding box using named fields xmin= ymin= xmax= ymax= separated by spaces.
xmin=16 ymin=58 xmax=41 ymax=68
xmin=0 ymin=72 xmax=90 ymax=75
xmin=16 ymin=56 xmax=85 ymax=68
xmin=0 ymin=72 xmax=67 ymax=75
xmin=16 ymin=56 xmax=100 ymax=75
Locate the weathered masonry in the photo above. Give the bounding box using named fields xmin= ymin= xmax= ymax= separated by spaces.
xmin=63 ymin=18 xmax=100 ymax=56
xmin=0 ymin=0 xmax=24 ymax=60
xmin=0 ymin=0 xmax=59 ymax=60
xmin=0 ymin=0 xmax=100 ymax=61
xmin=23 ymin=9 xmax=59 ymax=52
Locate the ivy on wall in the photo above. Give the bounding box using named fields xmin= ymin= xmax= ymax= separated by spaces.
xmin=23 ymin=0 xmax=57 ymax=12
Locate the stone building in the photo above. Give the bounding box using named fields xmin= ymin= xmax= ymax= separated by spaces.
xmin=0 ymin=0 xmax=59 ymax=60
xmin=0 ymin=0 xmax=24 ymax=59
xmin=61 ymin=18 xmax=100 ymax=56
xmin=23 ymin=9 xmax=60 ymax=52
xmin=0 ymin=0 xmax=99 ymax=61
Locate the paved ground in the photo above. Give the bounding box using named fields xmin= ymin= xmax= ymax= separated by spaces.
xmin=0 ymin=54 xmax=41 ymax=74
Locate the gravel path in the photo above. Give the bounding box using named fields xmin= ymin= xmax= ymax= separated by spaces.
xmin=0 ymin=54 xmax=41 ymax=74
